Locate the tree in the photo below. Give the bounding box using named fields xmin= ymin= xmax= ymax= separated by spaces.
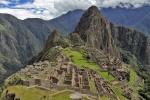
xmin=86 ymin=56 xmax=90 ymax=62
xmin=107 ymin=66 xmax=111 ymax=77
xmin=69 ymin=55 xmax=74 ymax=62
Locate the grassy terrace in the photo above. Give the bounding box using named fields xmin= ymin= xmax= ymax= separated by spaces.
xmin=1 ymin=86 xmax=89 ymax=100
xmin=64 ymin=47 xmax=115 ymax=82
xmin=122 ymin=64 xmax=138 ymax=86
xmin=51 ymin=90 xmax=89 ymax=100
xmin=97 ymin=72 xmax=115 ymax=82
xmin=121 ymin=64 xmax=141 ymax=100
xmin=112 ymin=87 xmax=127 ymax=100
xmin=101 ymin=96 xmax=110 ymax=100
xmin=51 ymin=90 xmax=73 ymax=100
xmin=129 ymin=68 xmax=138 ymax=86
xmin=89 ymin=78 xmax=97 ymax=92
xmin=127 ymin=66 xmax=142 ymax=100
xmin=1 ymin=85 xmax=54 ymax=100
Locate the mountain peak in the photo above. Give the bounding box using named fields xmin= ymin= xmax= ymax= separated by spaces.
xmin=87 ymin=6 xmax=100 ymax=13
xmin=75 ymin=6 xmax=109 ymax=38
xmin=50 ymin=30 xmax=61 ymax=37
xmin=74 ymin=6 xmax=117 ymax=56
xmin=43 ymin=30 xmax=69 ymax=51
xmin=80 ymin=6 xmax=103 ymax=21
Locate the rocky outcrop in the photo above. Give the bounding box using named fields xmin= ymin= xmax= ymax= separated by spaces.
xmin=68 ymin=33 xmax=84 ymax=45
xmin=43 ymin=30 xmax=70 ymax=51
xmin=75 ymin=6 xmax=118 ymax=56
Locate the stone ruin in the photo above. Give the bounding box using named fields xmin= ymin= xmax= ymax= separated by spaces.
xmin=50 ymin=76 xmax=59 ymax=84
xmin=87 ymin=48 xmax=128 ymax=83
xmin=23 ymin=78 xmax=52 ymax=89
xmin=82 ymin=78 xmax=90 ymax=90
xmin=20 ymin=54 xmax=119 ymax=99
xmin=64 ymin=73 xmax=72 ymax=85
xmin=5 ymin=90 xmax=20 ymax=100
xmin=87 ymin=68 xmax=117 ymax=99
xmin=110 ymin=69 xmax=128 ymax=82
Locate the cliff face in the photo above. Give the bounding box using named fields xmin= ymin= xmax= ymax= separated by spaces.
xmin=116 ymin=26 xmax=148 ymax=63
xmin=75 ymin=6 xmax=150 ymax=65
xmin=145 ymin=45 xmax=150 ymax=64
xmin=68 ymin=33 xmax=84 ymax=45
xmin=75 ymin=6 xmax=118 ymax=56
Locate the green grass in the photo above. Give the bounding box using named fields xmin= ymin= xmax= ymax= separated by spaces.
xmin=89 ymin=78 xmax=97 ymax=92
xmin=63 ymin=84 xmax=70 ymax=86
xmin=1 ymin=86 xmax=88 ymax=100
xmin=51 ymin=90 xmax=73 ymax=100
xmin=112 ymin=87 xmax=127 ymax=100
xmin=101 ymin=96 xmax=109 ymax=100
xmin=65 ymin=48 xmax=100 ymax=70
xmin=122 ymin=64 xmax=141 ymax=100
xmin=115 ymin=83 xmax=123 ymax=88
xmin=129 ymin=68 xmax=142 ymax=100
xmin=1 ymin=85 xmax=54 ymax=100
xmin=97 ymin=71 xmax=115 ymax=82
xmin=129 ymin=68 xmax=138 ymax=86
xmin=64 ymin=47 xmax=115 ymax=82
xmin=51 ymin=90 xmax=89 ymax=100
xmin=122 ymin=64 xmax=138 ymax=86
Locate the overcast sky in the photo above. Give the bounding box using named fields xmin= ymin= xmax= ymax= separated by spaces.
xmin=0 ymin=0 xmax=150 ymax=20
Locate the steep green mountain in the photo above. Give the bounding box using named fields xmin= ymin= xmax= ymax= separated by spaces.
xmin=22 ymin=18 xmax=52 ymax=45
xmin=0 ymin=14 xmax=42 ymax=85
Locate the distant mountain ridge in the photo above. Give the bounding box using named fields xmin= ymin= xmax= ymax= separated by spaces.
xmin=101 ymin=5 xmax=150 ymax=36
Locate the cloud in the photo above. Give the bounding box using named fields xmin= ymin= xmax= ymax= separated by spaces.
xmin=0 ymin=0 xmax=150 ymax=20
xmin=96 ymin=0 xmax=150 ymax=8
xmin=0 ymin=0 xmax=11 ymax=5
xmin=53 ymin=0 xmax=94 ymax=12
xmin=0 ymin=8 xmax=54 ymax=20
